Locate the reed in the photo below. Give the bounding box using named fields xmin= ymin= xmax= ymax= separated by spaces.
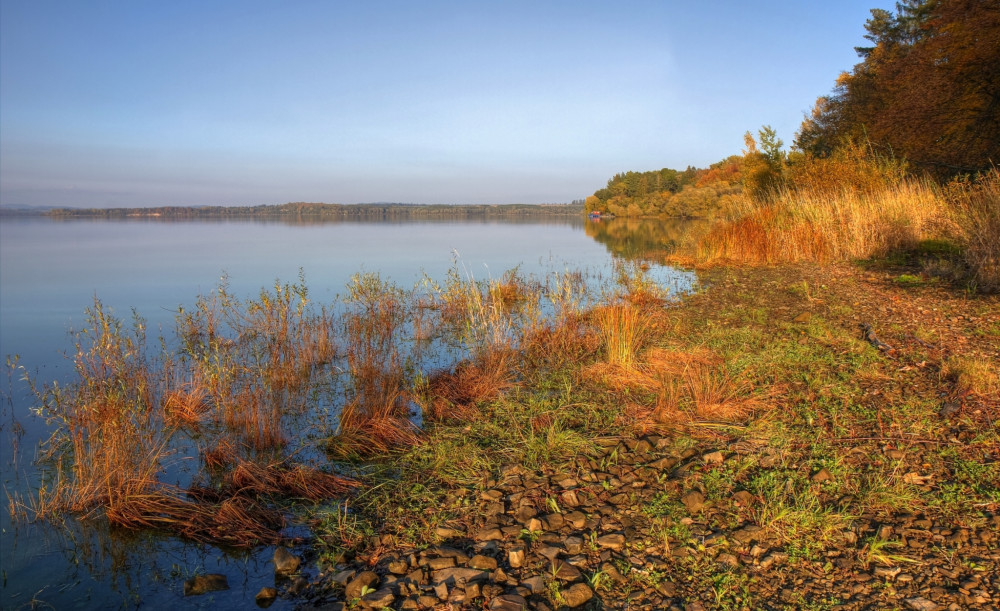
xmin=947 ymin=170 xmax=1000 ymax=292
xmin=32 ymin=300 xmax=172 ymax=516
xmin=593 ymin=303 xmax=651 ymax=368
xmin=698 ymin=179 xmax=949 ymax=265
xmin=332 ymin=273 xmax=421 ymax=456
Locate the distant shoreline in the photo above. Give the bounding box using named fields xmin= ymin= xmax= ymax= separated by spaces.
xmin=0 ymin=202 xmax=586 ymax=220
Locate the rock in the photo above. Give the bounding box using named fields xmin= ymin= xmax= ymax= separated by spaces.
xmin=470 ymin=554 xmax=498 ymax=570
xmin=345 ymin=571 xmax=380 ymax=600
xmin=561 ymin=490 xmax=582 ymax=507
xmin=563 ymin=511 xmax=587 ymax=529
xmin=682 ymin=490 xmax=705 ymax=513
xmin=288 ymin=576 xmax=308 ymax=596
xmin=596 ymin=533 xmax=626 ymax=551
xmin=811 ymin=468 xmax=833 ymax=483
xmin=521 ymin=575 xmax=546 ymax=594
xmin=183 ymin=574 xmax=229 ymax=596
xmin=792 ymin=312 xmax=812 ymax=323
xmin=330 ymin=568 xmax=357 ymax=586
xmin=561 ymin=583 xmax=594 ymax=607
xmin=273 ymin=547 xmax=301 ymax=576
xmin=388 ymin=559 xmax=410 ymax=574
xmin=536 ymin=545 xmax=562 ymax=562
xmin=427 ymin=556 xmax=456 ymax=570
xmin=702 ymin=451 xmax=724 ymax=464
xmin=905 ymin=598 xmax=941 ymax=611
xmin=508 ymin=546 xmax=526 ymax=568
xmin=435 ymin=526 xmax=464 ymax=538
xmin=717 ymin=553 xmax=739 ymax=567
xmin=417 ymin=594 xmax=440 ymax=608
xmin=255 ymin=586 xmax=277 ymax=607
xmin=552 ymin=561 xmax=582 ymax=581
xmin=491 ymin=593 xmax=529 ymax=610
xmin=475 ymin=528 xmax=505 ymax=541
xmin=360 ymin=587 xmax=396 ymax=609
xmin=732 ymin=490 xmax=754 ymax=506
xmin=432 ymin=567 xmax=489 ymax=587
xmin=564 ymin=536 xmax=584 ymax=555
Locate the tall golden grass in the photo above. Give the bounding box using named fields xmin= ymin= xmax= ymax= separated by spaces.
xmin=593 ymin=304 xmax=651 ymax=368
xmin=698 ymin=179 xmax=951 ymax=265
xmin=946 ymin=170 xmax=1000 ymax=292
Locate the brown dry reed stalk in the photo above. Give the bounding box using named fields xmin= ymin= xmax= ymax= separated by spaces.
xmin=33 ymin=300 xmax=173 ymax=517
xmin=178 ymin=274 xmax=338 ymax=450
xmin=946 ymin=169 xmax=1000 ymax=293
xmin=333 ymin=273 xmax=422 ymax=456
xmin=698 ymin=179 xmax=949 ymax=265
xmin=593 ymin=304 xmax=651 ymax=368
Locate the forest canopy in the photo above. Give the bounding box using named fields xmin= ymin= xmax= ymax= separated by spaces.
xmin=588 ymin=0 xmax=998 ymax=217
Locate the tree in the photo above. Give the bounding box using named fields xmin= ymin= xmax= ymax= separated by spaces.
xmin=795 ymin=0 xmax=1000 ymax=177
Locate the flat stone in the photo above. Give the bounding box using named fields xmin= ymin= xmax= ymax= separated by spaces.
xmin=330 ymin=569 xmax=357 ymax=586
xmin=490 ymin=594 xmax=529 ymax=611
xmin=184 ymin=574 xmax=229 ymax=596
xmin=273 ymin=547 xmax=301 ymax=576
xmin=560 ymin=490 xmax=582 ymax=507
xmin=564 ymin=536 xmax=584 ymax=555
xmin=561 ymin=583 xmax=594 ymax=607
xmin=432 ymin=567 xmax=489 ymax=587
xmin=388 ymin=559 xmax=410 ymax=574
xmin=521 ymin=575 xmax=546 ymax=594
xmin=255 ymin=586 xmax=277 ymax=606
xmin=596 ymin=533 xmax=626 ymax=551
xmin=427 ymin=556 xmax=456 ymax=570
xmin=552 ymin=561 xmax=583 ymax=582
xmin=359 ymin=587 xmax=396 ymax=609
xmin=682 ymin=490 xmax=705 ymax=513
xmin=563 ymin=511 xmax=587 ymax=529
xmin=435 ymin=526 xmax=464 ymax=538
xmin=703 ymin=451 xmax=724 ymax=464
xmin=905 ymin=598 xmax=941 ymax=611
xmin=811 ymin=468 xmax=833 ymax=483
xmin=792 ymin=311 xmax=812 ymax=323
xmin=508 ymin=547 xmax=526 ymax=568
xmin=345 ymin=571 xmax=380 ymax=600
xmin=470 ymin=554 xmax=498 ymax=570
xmin=475 ymin=528 xmax=505 ymax=541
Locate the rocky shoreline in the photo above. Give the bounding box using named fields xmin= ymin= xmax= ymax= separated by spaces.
xmin=263 ymin=432 xmax=998 ymax=610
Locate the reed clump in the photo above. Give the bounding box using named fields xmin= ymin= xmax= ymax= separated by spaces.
xmin=592 ymin=303 xmax=651 ymax=369
xmin=946 ymin=169 xmax=1000 ymax=293
xmin=698 ymin=179 xmax=949 ymax=265
xmin=332 ymin=273 xmax=421 ymax=457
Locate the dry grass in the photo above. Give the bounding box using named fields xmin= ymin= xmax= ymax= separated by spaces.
xmin=333 ymin=273 xmax=422 ymax=456
xmin=593 ymin=304 xmax=651 ymax=368
xmin=941 ymin=355 xmax=1000 ymax=400
xmin=698 ymin=179 xmax=951 ymax=265
xmin=420 ymin=349 xmax=515 ymax=422
xmin=947 ymin=170 xmax=1000 ymax=293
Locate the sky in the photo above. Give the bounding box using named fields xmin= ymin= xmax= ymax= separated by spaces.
xmin=0 ymin=0 xmax=896 ymax=208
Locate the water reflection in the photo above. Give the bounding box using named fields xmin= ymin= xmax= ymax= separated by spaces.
xmin=0 ymin=216 xmax=696 ymax=609
xmin=585 ymin=216 xmax=710 ymax=262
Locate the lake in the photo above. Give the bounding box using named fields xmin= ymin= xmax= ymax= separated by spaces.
xmin=0 ymin=215 xmax=696 ymax=609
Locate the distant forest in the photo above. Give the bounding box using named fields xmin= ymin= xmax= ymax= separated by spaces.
xmin=38 ymin=201 xmax=586 ymax=220
xmin=587 ymin=0 xmax=999 ymax=218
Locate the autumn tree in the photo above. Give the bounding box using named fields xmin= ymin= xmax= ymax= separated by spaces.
xmin=795 ymin=0 xmax=1000 ymax=178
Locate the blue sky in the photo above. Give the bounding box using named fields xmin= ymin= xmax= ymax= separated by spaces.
xmin=0 ymin=1 xmax=894 ymax=207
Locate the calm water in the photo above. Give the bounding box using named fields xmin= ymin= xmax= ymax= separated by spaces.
xmin=0 ymin=216 xmax=695 ymax=609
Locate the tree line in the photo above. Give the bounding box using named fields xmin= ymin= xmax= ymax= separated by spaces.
xmin=587 ymin=0 xmax=998 ymax=217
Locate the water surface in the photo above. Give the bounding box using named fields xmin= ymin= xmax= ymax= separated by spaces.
xmin=0 ymin=215 xmax=695 ymax=609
